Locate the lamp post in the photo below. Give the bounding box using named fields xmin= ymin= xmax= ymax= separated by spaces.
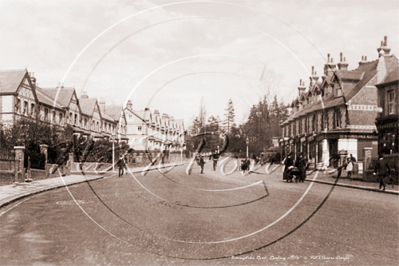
xmin=246 ymin=137 xmax=249 ymax=158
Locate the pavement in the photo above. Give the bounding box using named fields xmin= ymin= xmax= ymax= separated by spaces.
xmin=1 ymin=162 xmax=398 ymax=210
xmin=0 ymin=162 xmax=183 ymax=209
xmin=304 ymin=168 xmax=399 ymax=195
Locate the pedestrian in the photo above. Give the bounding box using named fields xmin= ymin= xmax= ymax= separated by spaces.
xmin=284 ymin=153 xmax=294 ymax=182
xmin=252 ymin=153 xmax=259 ymax=165
xmin=117 ymin=157 xmax=125 ymax=177
xmin=295 ymin=153 xmax=307 ymax=182
xmin=260 ymin=154 xmax=265 ymax=166
xmin=347 ymin=154 xmax=356 ymax=179
xmin=209 ymin=150 xmax=220 ymax=171
xmin=199 ymin=155 xmax=205 ymax=174
xmin=374 ymin=157 xmax=388 ymax=191
xmin=240 ymin=158 xmax=250 ymax=173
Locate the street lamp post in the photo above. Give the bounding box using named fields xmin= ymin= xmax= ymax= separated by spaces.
xmin=246 ymin=137 xmax=249 ymax=158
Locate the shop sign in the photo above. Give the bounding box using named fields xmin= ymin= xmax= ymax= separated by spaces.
xmin=307 ymin=136 xmax=314 ymax=142
xmin=339 ymin=134 xmax=376 ymax=139
xmin=377 ymin=122 xmax=399 ymax=130
xmin=300 ymin=137 xmax=306 ymax=142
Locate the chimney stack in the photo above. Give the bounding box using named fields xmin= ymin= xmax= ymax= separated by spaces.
xmin=337 ymin=52 xmax=349 ymax=70
xmin=298 ymin=79 xmax=306 ymax=96
xmin=324 ymin=54 xmax=336 ymax=76
xmin=359 ymin=55 xmax=368 ymax=66
xmin=310 ymin=66 xmax=319 ymax=85
xmin=29 ymin=72 xmax=36 ymax=87
xmin=81 ymin=91 xmax=89 ymax=99
xmin=99 ymin=100 xmax=105 ymax=114
xmin=126 ymin=100 xmax=133 ymax=110
xmin=377 ymin=36 xmax=391 ymax=57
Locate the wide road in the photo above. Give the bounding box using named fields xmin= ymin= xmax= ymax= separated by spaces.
xmin=1 ymin=161 xmax=398 ymax=265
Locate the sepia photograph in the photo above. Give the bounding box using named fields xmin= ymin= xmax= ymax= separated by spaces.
xmin=0 ymin=0 xmax=398 ymax=265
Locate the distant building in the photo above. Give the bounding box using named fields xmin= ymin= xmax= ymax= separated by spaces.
xmin=280 ymin=36 xmax=398 ymax=169
xmin=124 ymin=100 xmax=185 ymax=151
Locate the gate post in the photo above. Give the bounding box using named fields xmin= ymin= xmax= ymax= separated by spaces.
xmin=40 ymin=144 xmax=48 ymax=177
xmin=14 ymin=146 xmax=25 ymax=183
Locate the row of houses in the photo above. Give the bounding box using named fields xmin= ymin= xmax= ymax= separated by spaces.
xmin=0 ymin=70 xmax=185 ymax=151
xmin=279 ymin=36 xmax=398 ymax=170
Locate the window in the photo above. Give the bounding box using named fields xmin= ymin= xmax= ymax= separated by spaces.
xmin=388 ymin=90 xmax=395 ymax=115
xmin=44 ymin=108 xmax=49 ymax=121
xmin=30 ymin=103 xmax=35 ymax=117
xmin=52 ymin=111 xmax=56 ymax=123
xmin=15 ymin=99 xmax=21 ymax=113
xmin=138 ymin=126 xmax=142 ymax=131
xmin=74 ymin=114 xmax=78 ymax=125
xmin=23 ymin=101 xmax=28 ymax=116
xmin=59 ymin=113 xmax=63 ymax=125
xmin=69 ymin=112 xmax=73 ymax=124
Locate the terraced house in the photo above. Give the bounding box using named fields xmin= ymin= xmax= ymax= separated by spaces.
xmin=0 ymin=69 xmax=128 ymax=142
xmin=124 ymin=100 xmax=185 ymax=152
xmin=280 ymin=36 xmax=398 ymax=170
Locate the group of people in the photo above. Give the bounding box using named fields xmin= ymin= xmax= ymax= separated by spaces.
xmin=283 ymin=152 xmax=308 ymax=183
xmin=194 ymin=150 xmax=221 ymax=174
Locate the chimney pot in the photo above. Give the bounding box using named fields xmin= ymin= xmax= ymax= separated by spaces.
xmin=365 ymin=56 xmax=367 ymax=61
xmin=312 ymin=66 xmax=314 ymax=75
xmin=340 ymin=52 xmax=343 ymax=62
xmin=344 ymin=57 xmax=346 ymax=62
xmin=327 ymin=53 xmax=330 ymax=63
xmin=381 ymin=40 xmax=384 ymax=46
xmin=384 ymin=36 xmax=387 ymax=46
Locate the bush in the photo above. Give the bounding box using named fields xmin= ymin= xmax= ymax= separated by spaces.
xmin=24 ymin=142 xmax=46 ymax=169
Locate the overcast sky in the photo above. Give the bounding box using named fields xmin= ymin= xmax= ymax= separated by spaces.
xmin=1 ymin=0 xmax=398 ymax=126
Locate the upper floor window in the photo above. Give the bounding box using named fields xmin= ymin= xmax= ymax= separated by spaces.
xmin=52 ymin=111 xmax=56 ymax=123
xmin=23 ymin=101 xmax=28 ymax=116
xmin=15 ymin=99 xmax=21 ymax=113
xmin=74 ymin=114 xmax=78 ymax=125
xmin=138 ymin=126 xmax=142 ymax=131
xmin=44 ymin=108 xmax=49 ymax=121
xmin=59 ymin=113 xmax=63 ymax=125
xmin=30 ymin=103 xmax=35 ymax=117
xmin=388 ymin=90 xmax=396 ymax=115
xmin=69 ymin=112 xmax=73 ymax=124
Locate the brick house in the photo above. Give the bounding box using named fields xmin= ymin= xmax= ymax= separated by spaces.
xmin=0 ymin=69 xmax=127 ymax=142
xmin=280 ymin=36 xmax=397 ymax=170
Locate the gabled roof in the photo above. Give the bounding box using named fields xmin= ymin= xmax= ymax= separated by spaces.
xmin=345 ymin=60 xmax=379 ymax=101
xmin=79 ymin=97 xmax=98 ymax=116
xmin=335 ymin=70 xmax=364 ymax=81
xmin=377 ymin=56 xmax=399 ymax=85
xmin=103 ymin=105 xmax=124 ymax=121
xmin=0 ymin=69 xmax=27 ymax=94
xmin=35 ymin=86 xmax=64 ymax=109
xmin=41 ymin=87 xmax=75 ymax=108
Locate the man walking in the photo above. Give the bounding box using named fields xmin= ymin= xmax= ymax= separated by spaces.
xmin=374 ymin=157 xmax=388 ymax=191
xmin=209 ymin=150 xmax=220 ymax=171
